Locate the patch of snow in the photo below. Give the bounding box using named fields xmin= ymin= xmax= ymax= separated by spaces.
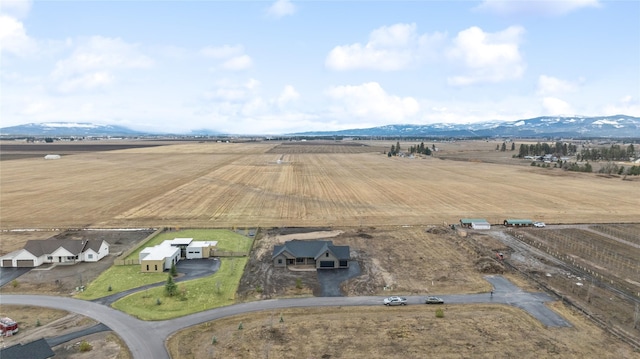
xmin=513 ymin=121 xmax=525 ymax=127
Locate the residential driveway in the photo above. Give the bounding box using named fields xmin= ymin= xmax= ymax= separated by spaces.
xmin=0 ymin=267 xmax=31 ymax=287
xmin=316 ymin=261 xmax=361 ymax=296
xmin=1 ymin=275 xmax=571 ymax=359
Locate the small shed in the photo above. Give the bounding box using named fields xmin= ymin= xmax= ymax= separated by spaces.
xmin=504 ymin=219 xmax=533 ymax=227
xmin=460 ymin=218 xmax=489 ymax=228
xmin=44 ymin=154 xmax=60 ymax=160
xmin=471 ymin=221 xmax=491 ymax=230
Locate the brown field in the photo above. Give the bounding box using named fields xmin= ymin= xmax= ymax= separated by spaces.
xmin=0 ymin=140 xmax=638 ymax=230
xmin=1 ymin=139 xmax=639 ymax=357
xmin=167 ymin=304 xmax=637 ymax=359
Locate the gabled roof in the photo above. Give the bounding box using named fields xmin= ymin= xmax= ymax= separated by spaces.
xmin=24 ymin=239 xmax=87 ymax=257
xmin=0 ymin=338 xmax=55 ymax=359
xmin=23 ymin=239 xmax=106 ymax=257
xmin=272 ymin=240 xmax=350 ymax=260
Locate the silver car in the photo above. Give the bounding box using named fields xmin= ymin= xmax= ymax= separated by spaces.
xmin=383 ymin=296 xmax=407 ymax=306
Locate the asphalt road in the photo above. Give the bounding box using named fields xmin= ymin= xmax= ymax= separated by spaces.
xmin=0 ymin=275 xmax=570 ymax=359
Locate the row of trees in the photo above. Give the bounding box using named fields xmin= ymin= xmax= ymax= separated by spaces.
xmin=496 ymin=142 xmax=515 ymax=151
xmin=577 ymin=144 xmax=635 ymax=162
xmin=518 ymin=142 xmax=578 ymax=158
xmin=388 ymin=141 xmax=433 ymax=156
xmin=598 ymin=163 xmax=640 ymax=176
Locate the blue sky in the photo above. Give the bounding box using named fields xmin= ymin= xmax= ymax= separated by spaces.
xmin=1 ymin=0 xmax=638 ymax=135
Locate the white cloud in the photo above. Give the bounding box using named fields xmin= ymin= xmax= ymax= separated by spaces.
xmin=202 ymin=44 xmax=252 ymax=71
xmin=325 ymin=23 xmax=444 ymax=71
xmin=326 ymin=82 xmax=419 ymax=122
xmin=537 ymin=75 xmax=578 ymax=95
xmin=51 ymin=36 xmax=153 ymax=93
xmin=476 ymin=0 xmax=600 ymax=16
xmin=0 ymin=0 xmax=32 ymax=19
xmin=266 ymin=0 xmax=296 ymax=18
xmin=542 ymin=97 xmax=574 ymax=115
xmin=221 ymin=55 xmax=253 ymax=71
xmin=0 ymin=15 xmax=36 ymax=56
xmin=603 ymin=96 xmax=640 ymax=117
xmin=277 ymin=85 xmax=300 ymax=108
xmin=446 ymin=26 xmax=525 ymax=85
xmin=203 ymin=78 xmax=261 ymax=102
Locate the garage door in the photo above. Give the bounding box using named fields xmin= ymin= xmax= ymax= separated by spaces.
xmin=16 ymin=260 xmax=34 ymax=267
xmin=319 ymin=261 xmax=335 ymax=268
xmin=2 ymin=259 xmax=12 ymax=267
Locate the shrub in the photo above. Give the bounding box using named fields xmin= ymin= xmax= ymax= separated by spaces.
xmin=435 ymin=309 xmax=444 ymax=318
xmin=78 ymin=340 xmax=93 ymax=352
xmin=11 ymin=279 xmax=19 ymax=288
xmin=212 ymin=336 xmax=217 ymax=345
xmin=156 ymin=298 xmax=162 ymax=305
xmin=295 ymin=278 xmax=303 ymax=289
xmin=36 ymin=319 xmax=41 ymax=327
xmin=107 ymin=285 xmax=112 ymax=292
xmin=238 ymin=322 xmax=243 ymax=330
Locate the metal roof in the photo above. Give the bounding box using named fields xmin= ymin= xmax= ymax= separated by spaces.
xmin=272 ymin=240 xmax=350 ymax=260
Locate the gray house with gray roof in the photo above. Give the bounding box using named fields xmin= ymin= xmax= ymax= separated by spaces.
xmin=272 ymin=240 xmax=350 ymax=269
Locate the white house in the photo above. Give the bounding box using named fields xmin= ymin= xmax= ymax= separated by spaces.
xmin=186 ymin=241 xmax=218 ymax=259
xmin=0 ymin=239 xmax=110 ymax=268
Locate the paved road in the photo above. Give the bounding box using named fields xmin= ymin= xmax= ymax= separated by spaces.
xmin=0 ymin=275 xmax=570 ymax=359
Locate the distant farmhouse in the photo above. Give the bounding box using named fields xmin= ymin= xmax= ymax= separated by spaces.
xmin=272 ymin=240 xmax=350 ymax=270
xmin=139 ymin=238 xmax=217 ymax=273
xmin=0 ymin=239 xmax=109 ymax=268
xmin=459 ymin=218 xmax=491 ymax=230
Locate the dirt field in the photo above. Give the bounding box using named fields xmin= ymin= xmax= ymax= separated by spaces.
xmin=166 ymin=303 xmax=637 ymax=359
xmin=238 ymin=226 xmax=492 ymax=300
xmin=1 ymin=140 xmax=638 ymax=229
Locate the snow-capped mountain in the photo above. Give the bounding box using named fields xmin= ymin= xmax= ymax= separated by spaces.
xmin=291 ymin=115 xmax=640 ymax=137
xmin=0 ymin=122 xmax=149 ymax=136
xmin=1 ymin=115 xmax=639 ymax=138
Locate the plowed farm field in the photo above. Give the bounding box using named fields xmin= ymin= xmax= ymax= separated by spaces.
xmin=1 ymin=140 xmax=638 ymax=230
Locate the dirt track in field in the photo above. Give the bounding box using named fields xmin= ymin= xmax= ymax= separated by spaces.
xmin=1 ymin=140 xmax=638 ymax=230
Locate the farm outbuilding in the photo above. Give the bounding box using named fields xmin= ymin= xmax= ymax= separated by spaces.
xmin=43 ymin=154 xmax=60 ymax=160
xmin=504 ymin=219 xmax=534 ymax=227
xmin=460 ymin=218 xmax=490 ymax=229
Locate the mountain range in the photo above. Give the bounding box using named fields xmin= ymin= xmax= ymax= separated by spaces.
xmin=1 ymin=115 xmax=639 ymax=138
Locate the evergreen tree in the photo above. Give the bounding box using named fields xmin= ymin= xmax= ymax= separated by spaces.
xmin=500 ymin=142 xmax=507 ymax=151
xmin=511 ymin=142 xmax=515 ymax=151
xmin=170 ymin=262 xmax=178 ymax=277
xmin=165 ymin=274 xmax=178 ymax=297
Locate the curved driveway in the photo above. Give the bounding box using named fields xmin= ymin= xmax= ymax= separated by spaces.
xmin=0 ymin=275 xmax=570 ymax=359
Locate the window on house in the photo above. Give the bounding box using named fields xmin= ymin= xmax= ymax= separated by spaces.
xmin=296 ymin=258 xmax=304 ymax=263
xmin=47 ymin=256 xmax=53 ymax=260
xmin=339 ymin=260 xmax=348 ymax=267
xmin=326 ymin=253 xmax=329 ymax=257
xmin=87 ymin=254 xmax=93 ymax=259
xmin=277 ymin=259 xmax=282 ymax=264
xmin=155 ymin=265 xmax=158 ymax=271
xmin=146 ymin=265 xmax=149 ymax=270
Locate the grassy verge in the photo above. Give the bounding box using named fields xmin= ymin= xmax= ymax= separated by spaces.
xmin=112 ymin=257 xmax=247 ymax=320
xmin=75 ymin=265 xmax=167 ymax=300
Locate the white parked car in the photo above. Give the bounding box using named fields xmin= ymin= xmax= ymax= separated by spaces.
xmin=383 ymin=296 xmax=407 ymax=306
xmin=533 ymin=222 xmax=546 ymax=228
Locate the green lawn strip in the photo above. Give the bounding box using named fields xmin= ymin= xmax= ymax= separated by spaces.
xmin=75 ymin=265 xmax=166 ymax=300
xmin=125 ymin=229 xmax=253 ymax=261
xmin=112 ymin=257 xmax=247 ymax=320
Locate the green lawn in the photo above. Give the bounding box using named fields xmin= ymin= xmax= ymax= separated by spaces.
xmin=77 ymin=229 xmax=254 ymax=301
xmin=125 ymin=229 xmax=253 ymax=261
xmin=75 ymin=265 xmax=167 ymax=300
xmin=112 ymin=257 xmax=247 ymax=320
